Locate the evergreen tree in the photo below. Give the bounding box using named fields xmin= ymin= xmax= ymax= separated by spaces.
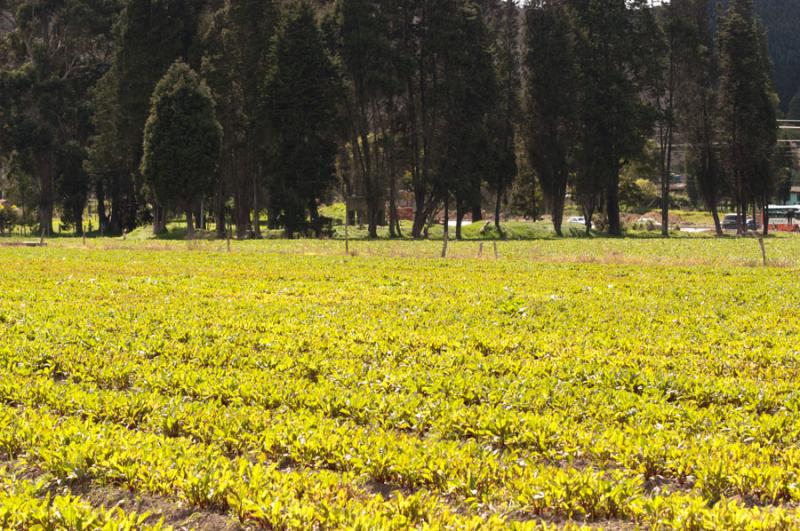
xmin=485 ymin=0 xmax=520 ymax=234
xmin=679 ymin=0 xmax=724 ymax=235
xmin=265 ymin=2 xmax=341 ymax=237
xmin=438 ymin=1 xmax=497 ymax=240
xmin=336 ymin=0 xmax=397 ymax=238
xmin=523 ymin=0 xmax=577 ymax=237
xmin=0 ymin=0 xmax=117 ymax=235
xmin=140 ymin=62 xmax=221 ymax=237
xmin=201 ymin=0 xmax=279 ymax=238
xmin=567 ymin=0 xmax=654 ymax=236
xmin=639 ymin=0 xmax=679 ymax=236
xmin=394 ymin=0 xmax=463 ymax=239
xmin=86 ymin=67 xmax=127 ymax=234
xmin=788 ymin=88 xmax=800 ymax=120
xmin=717 ymin=0 xmax=777 ymax=234
xmin=90 ymin=0 xmax=201 ymax=235
xmin=56 ymin=141 xmax=90 ymax=235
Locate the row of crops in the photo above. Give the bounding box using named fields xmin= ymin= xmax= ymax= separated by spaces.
xmin=1 ymin=241 xmax=800 ymax=529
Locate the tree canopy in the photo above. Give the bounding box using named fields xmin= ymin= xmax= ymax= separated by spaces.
xmin=0 ymin=0 xmax=789 ymax=239
xmin=141 ymin=61 xmax=221 ymax=235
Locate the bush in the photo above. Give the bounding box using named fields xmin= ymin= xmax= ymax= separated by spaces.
xmin=620 ymin=178 xmax=660 ymax=214
xmin=0 ymin=203 xmax=20 ymax=235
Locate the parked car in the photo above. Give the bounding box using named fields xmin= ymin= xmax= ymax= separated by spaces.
xmin=567 ymin=216 xmax=586 ymax=225
xmin=722 ymin=214 xmax=757 ymax=230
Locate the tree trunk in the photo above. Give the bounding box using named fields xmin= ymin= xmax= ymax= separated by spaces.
xmin=411 ymin=188 xmax=428 ymax=239
xmin=472 ymin=203 xmax=482 ymax=223
xmin=552 ymin=192 xmax=565 ymax=237
xmin=582 ymin=201 xmax=595 ymax=236
xmin=108 ymin=174 xmax=122 ymax=236
xmin=710 ymin=204 xmax=723 ymax=236
xmin=234 ymin=189 xmax=251 ymax=239
xmin=74 ymin=212 xmax=84 ymax=236
xmin=607 ymin=178 xmax=621 ymax=236
xmin=661 ymin=171 xmax=670 ymax=237
xmin=661 ymin=35 xmax=675 ymax=238
xmin=96 ymin=182 xmax=108 ymax=234
xmin=455 ymin=202 xmax=463 ymax=240
xmin=389 ymin=174 xmax=398 ymax=239
xmin=309 ymin=202 xmax=320 ymax=237
xmin=215 ymin=183 xmax=226 ymax=239
xmin=37 ymin=152 xmax=55 ymax=237
xmin=443 ymin=196 xmax=449 ymax=239
xmin=495 ymin=187 xmax=502 ymax=233
xmin=367 ymin=197 xmax=379 ymax=239
xmin=252 ymin=169 xmax=262 ymax=239
xmin=153 ymin=204 xmax=166 ymax=235
xmin=197 ymin=200 xmax=205 ymax=231
xmin=185 ymin=209 xmax=194 ymax=239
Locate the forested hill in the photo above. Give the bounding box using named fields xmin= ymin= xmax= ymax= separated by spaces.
xmin=717 ymin=0 xmax=800 ymax=111
xmin=755 ymin=0 xmax=800 ymax=111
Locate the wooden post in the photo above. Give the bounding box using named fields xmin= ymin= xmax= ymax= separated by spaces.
xmin=758 ymin=238 xmax=766 ymax=266
xmin=478 ymin=242 xmax=484 ymax=258
xmin=345 ymin=212 xmax=350 ymax=256
xmin=493 ymin=241 xmax=499 ymax=259
xmin=39 ymin=227 xmax=45 ymax=246
xmin=441 ymin=229 xmax=449 ymax=258
xmin=227 ymin=220 xmax=232 ymax=253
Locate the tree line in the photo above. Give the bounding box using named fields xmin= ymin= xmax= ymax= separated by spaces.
xmin=0 ymin=0 xmax=786 ymax=238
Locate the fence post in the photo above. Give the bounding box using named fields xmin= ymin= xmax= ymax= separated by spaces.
xmin=758 ymin=238 xmax=767 ymax=266
xmin=345 ymin=215 xmax=350 ymax=256
xmin=493 ymin=241 xmax=499 ymax=259
xmin=227 ymin=221 xmax=232 ymax=253
xmin=478 ymin=242 xmax=484 ymax=258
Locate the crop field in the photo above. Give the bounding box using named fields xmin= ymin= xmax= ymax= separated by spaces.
xmin=2 ymin=238 xmax=800 ymax=529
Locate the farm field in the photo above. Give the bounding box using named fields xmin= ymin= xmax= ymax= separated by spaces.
xmin=2 ymin=238 xmax=800 ymax=529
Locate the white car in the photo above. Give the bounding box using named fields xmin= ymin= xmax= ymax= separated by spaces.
xmin=567 ymin=216 xmax=586 ymax=225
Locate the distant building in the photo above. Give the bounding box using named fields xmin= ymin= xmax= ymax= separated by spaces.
xmin=669 ymin=173 xmax=687 ymax=193
xmin=789 ymin=186 xmax=800 ymax=204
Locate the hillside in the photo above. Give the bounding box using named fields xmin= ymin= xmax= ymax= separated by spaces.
xmin=717 ymin=0 xmax=800 ymax=112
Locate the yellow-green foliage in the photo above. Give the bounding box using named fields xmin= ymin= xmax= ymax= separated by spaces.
xmin=1 ymin=239 xmax=800 ymax=529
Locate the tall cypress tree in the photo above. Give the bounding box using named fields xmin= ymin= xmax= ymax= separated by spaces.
xmin=0 ymin=1 xmax=117 ymax=235
xmin=438 ymin=1 xmax=497 ymax=240
xmin=717 ymin=0 xmax=777 ymax=234
xmin=679 ymin=0 xmax=724 ymax=235
xmin=89 ymin=0 xmax=201 ymax=235
xmin=523 ymin=0 xmax=577 ymax=237
xmin=201 ymin=0 xmax=278 ymax=238
xmin=485 ymin=0 xmax=520 ymax=234
xmin=567 ymin=0 xmax=653 ymax=236
xmin=265 ymin=2 xmax=341 ymax=237
xmin=141 ymin=62 xmax=221 ymax=237
xmin=336 ymin=0 xmax=397 ymax=239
